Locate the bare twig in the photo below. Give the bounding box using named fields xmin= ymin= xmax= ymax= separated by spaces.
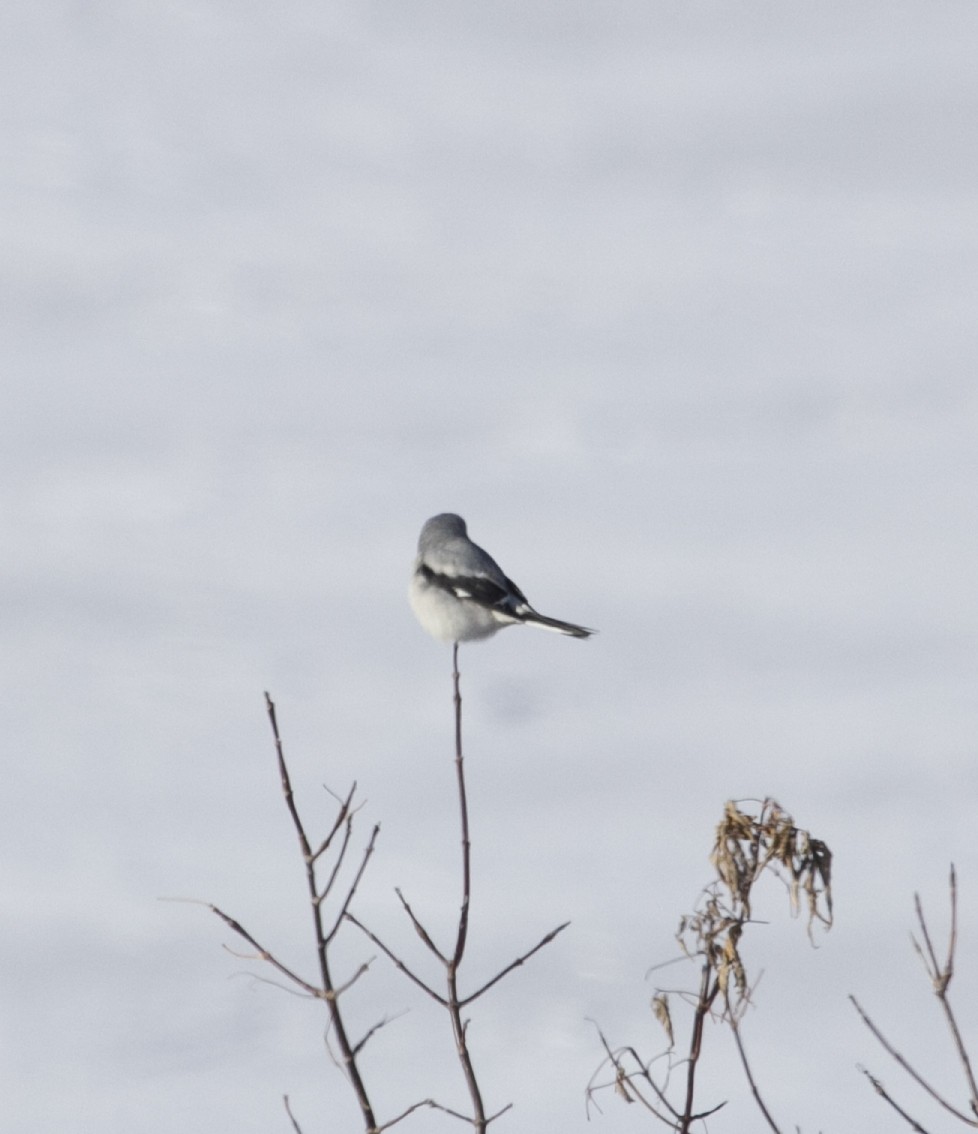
xmin=447 ymin=640 xmax=487 ymax=1129
xmin=726 ymin=990 xmax=782 ymax=1134
xmin=283 ymin=1094 xmax=304 ymax=1134
xmin=263 ymin=692 xmax=380 ymax=1130
xmin=461 ymin=921 xmax=571 ymax=1005
xmin=209 ymin=904 xmax=321 ymax=996
xmin=914 ymin=867 xmax=978 ymax=1115
xmin=352 ymin=1010 xmax=408 ymax=1058
xmin=324 ymin=823 xmax=380 ymax=942
xmin=850 ymin=995 xmax=978 ymax=1126
xmin=858 ymin=1066 xmax=934 ymax=1133
xmin=394 ymin=887 xmax=449 ymax=963
xmin=375 ymin=1099 xmax=439 ymax=1131
xmin=853 ymin=865 xmax=978 ymax=1127
xmin=345 ymin=912 xmax=446 ymax=1003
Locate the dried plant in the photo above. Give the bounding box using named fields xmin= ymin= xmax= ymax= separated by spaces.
xmin=588 ymin=797 xmax=833 ymax=1133
xmin=852 ymin=865 xmax=978 ymax=1131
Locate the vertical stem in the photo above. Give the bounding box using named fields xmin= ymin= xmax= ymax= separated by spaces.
xmin=448 ymin=643 xmax=486 ymax=1129
xmin=452 ymin=642 xmax=471 ymax=963
xmin=728 ymin=1002 xmax=783 ymax=1133
xmin=680 ymin=964 xmax=718 ymax=1133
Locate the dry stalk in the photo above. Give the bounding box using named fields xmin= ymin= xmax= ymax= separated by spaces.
xmin=589 ymin=797 xmax=833 ymax=1132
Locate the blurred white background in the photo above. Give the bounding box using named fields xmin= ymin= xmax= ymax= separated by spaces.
xmin=3 ymin=2 xmax=977 ymax=1131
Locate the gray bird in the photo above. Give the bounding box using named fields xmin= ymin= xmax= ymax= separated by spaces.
xmin=409 ymin=513 xmax=595 ymax=644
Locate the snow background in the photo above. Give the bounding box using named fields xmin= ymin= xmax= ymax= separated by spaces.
xmin=3 ymin=1 xmax=978 ymax=1131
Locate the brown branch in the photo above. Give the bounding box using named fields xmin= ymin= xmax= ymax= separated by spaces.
xmin=351 ymin=1010 xmax=407 ymax=1058
xmin=858 ymin=1066 xmax=934 ymax=1133
xmin=344 ymin=912 xmax=446 ymax=1004
xmin=375 ymin=1099 xmax=439 ymax=1131
xmin=447 ymin=641 xmax=487 ymax=1129
xmin=309 ymin=781 xmax=357 ymax=863
xmin=324 ymin=823 xmax=380 ymax=943
xmin=317 ymin=812 xmax=355 ymax=903
xmin=263 ymin=692 xmax=379 ymax=1132
xmin=679 ymin=963 xmax=720 ymax=1132
xmin=210 ymin=904 xmax=321 ymax=996
xmin=918 ymin=867 xmax=978 ymax=1114
xmin=283 ymin=1094 xmax=304 ymax=1134
xmin=726 ymin=991 xmax=782 ymax=1133
xmin=394 ymin=887 xmax=449 ymax=963
xmin=452 ymin=641 xmax=473 ymax=970
xmin=850 ymin=995 xmax=978 ymax=1126
xmin=461 ymin=921 xmax=571 ymax=1006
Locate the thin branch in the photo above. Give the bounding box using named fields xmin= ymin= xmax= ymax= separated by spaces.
xmin=585 ymin=1026 xmax=725 ymax=1128
xmin=451 ymin=641 xmax=472 ymax=970
xmin=283 ymin=1094 xmax=304 ymax=1134
xmin=210 ymin=904 xmax=321 ymax=997
xmin=850 ymin=995 xmax=978 ymax=1127
xmin=324 ymin=822 xmax=380 ymax=943
xmin=858 ymin=1066 xmax=934 ymax=1133
xmin=447 ymin=641 xmax=486 ymax=1129
xmin=351 ymin=1009 xmax=408 ymax=1058
xmin=344 ymin=913 xmax=446 ymax=1004
xmin=486 ymin=1101 xmax=515 ymax=1122
xmin=310 ymin=781 xmax=357 ymax=863
xmin=394 ymin=887 xmax=449 ymax=963
xmin=332 ymin=959 xmax=372 ymax=998
xmin=727 ymin=993 xmax=782 ymax=1134
xmin=263 ymin=692 xmax=379 ymax=1132
xmin=375 ymin=1099 xmax=439 ymax=1131
xmin=912 ymin=865 xmax=978 ymax=1118
xmin=462 ymin=921 xmax=571 ymax=1005
xmin=586 ymin=1028 xmax=681 ymax=1125
xmin=266 ymin=692 xmax=314 ymax=861
xmin=317 ymin=813 xmax=355 ymax=904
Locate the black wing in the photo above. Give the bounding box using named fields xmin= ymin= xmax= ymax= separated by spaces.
xmin=420 ymin=563 xmax=527 ymax=611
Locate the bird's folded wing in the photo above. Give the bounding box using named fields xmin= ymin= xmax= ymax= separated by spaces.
xmin=420 ymin=563 xmax=525 ymax=611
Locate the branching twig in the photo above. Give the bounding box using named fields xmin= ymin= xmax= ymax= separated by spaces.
xmin=204 ymin=695 xmax=397 ymax=1131
xmin=853 ymin=865 xmax=978 ymax=1128
xmin=585 ymin=1025 xmax=725 ymax=1127
xmin=680 ymin=963 xmax=719 ymax=1131
xmin=263 ymin=692 xmax=380 ymax=1130
xmin=851 ymin=995 xmax=978 ymax=1126
xmin=344 ymin=912 xmax=446 ymax=1003
xmin=347 ymin=643 xmax=565 ymax=1129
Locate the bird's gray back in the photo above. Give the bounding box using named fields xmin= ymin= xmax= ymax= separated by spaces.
xmin=417 ymin=513 xmax=507 ymax=584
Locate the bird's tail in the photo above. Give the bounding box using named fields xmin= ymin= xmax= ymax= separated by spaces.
xmin=519 ymin=608 xmax=595 ymax=639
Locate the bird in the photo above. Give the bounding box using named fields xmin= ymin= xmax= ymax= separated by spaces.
xmin=409 ymin=513 xmax=595 ymax=644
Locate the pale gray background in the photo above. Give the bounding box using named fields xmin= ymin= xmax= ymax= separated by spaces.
xmin=3 ymin=2 xmax=978 ymax=1132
